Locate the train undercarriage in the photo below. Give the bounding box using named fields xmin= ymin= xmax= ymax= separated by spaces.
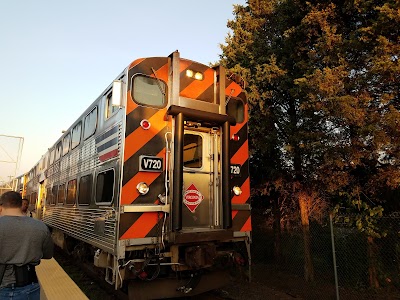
xmin=52 ymin=228 xmax=250 ymax=300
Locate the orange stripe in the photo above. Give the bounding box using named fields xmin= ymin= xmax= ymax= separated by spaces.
xmin=153 ymin=63 xmax=169 ymax=82
xmin=180 ymin=68 xmax=214 ymax=99
xmin=124 ymin=109 xmax=166 ymax=161
xmin=120 ymin=212 xmax=158 ymax=239
xmin=225 ymin=82 xmax=242 ymax=98
xmin=241 ymin=216 xmax=252 ymax=232
xmin=232 ymin=211 xmax=238 ymax=219
xmin=129 ymin=58 xmax=146 ymax=70
xmin=126 ymin=93 xmax=138 ymax=115
xmin=231 ymin=121 xmax=245 ymax=136
xmin=121 ymin=149 xmax=165 ymax=205
xmin=231 ymin=140 xmax=249 ymax=165
xmin=232 ymin=177 xmax=250 ymax=204
xmin=180 ymin=60 xmax=192 ymax=72
xmin=121 ymin=172 xmax=159 ymax=205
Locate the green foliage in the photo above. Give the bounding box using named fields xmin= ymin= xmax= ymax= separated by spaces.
xmin=220 ymin=0 xmax=400 ymax=211
xmin=333 ymin=195 xmax=386 ymax=238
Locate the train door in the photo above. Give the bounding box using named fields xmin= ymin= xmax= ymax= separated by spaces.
xmin=182 ymin=127 xmax=220 ymax=229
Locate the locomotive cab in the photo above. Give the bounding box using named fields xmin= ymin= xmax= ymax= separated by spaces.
xmin=118 ymin=51 xmax=251 ymax=298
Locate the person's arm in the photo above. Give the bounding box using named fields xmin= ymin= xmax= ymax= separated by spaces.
xmin=42 ymin=228 xmax=54 ymax=259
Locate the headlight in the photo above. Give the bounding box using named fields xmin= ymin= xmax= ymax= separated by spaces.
xmin=185 ymin=69 xmax=203 ymax=81
xmin=186 ymin=69 xmax=194 ymax=78
xmin=233 ymin=186 xmax=242 ymax=196
xmin=194 ymin=72 xmax=203 ymax=80
xmin=137 ymin=182 xmax=149 ymax=195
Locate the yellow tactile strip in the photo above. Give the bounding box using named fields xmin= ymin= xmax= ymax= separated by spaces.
xmin=35 ymin=258 xmax=89 ymax=300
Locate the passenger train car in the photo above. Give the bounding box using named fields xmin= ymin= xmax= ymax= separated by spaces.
xmin=18 ymin=51 xmax=251 ymax=299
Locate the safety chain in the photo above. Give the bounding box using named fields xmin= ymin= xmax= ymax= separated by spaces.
xmin=155 ymin=210 xmax=162 ymax=255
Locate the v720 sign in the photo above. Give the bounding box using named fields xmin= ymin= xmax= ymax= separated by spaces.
xmin=139 ymin=155 xmax=163 ymax=172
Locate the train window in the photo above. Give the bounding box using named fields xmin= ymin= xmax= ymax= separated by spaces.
xmin=62 ymin=133 xmax=71 ymax=156
xmin=227 ymin=98 xmax=244 ymax=123
xmin=46 ymin=187 xmax=52 ymax=205
xmin=41 ymin=152 xmax=49 ymax=171
xmin=95 ymin=169 xmax=114 ymax=204
xmin=66 ymin=179 xmax=77 ymax=205
xmin=71 ymin=122 xmax=82 ymax=149
xmin=30 ymin=192 xmax=37 ymax=205
xmin=57 ymin=184 xmax=65 ymax=205
xmin=78 ymin=174 xmax=92 ymax=205
xmin=55 ymin=141 xmax=62 ymax=161
xmin=132 ymin=75 xmax=166 ymax=107
xmin=39 ymin=157 xmax=44 ymax=171
xmin=50 ymin=185 xmax=58 ymax=205
xmin=183 ymin=134 xmax=203 ymax=168
xmin=49 ymin=149 xmax=55 ymax=165
xmin=84 ymin=107 xmax=98 ymax=140
xmin=105 ymin=92 xmax=118 ymax=119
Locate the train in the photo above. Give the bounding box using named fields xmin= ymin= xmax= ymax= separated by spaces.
xmin=9 ymin=51 xmax=251 ymax=299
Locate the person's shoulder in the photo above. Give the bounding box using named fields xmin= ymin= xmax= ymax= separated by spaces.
xmin=0 ymin=216 xmax=17 ymax=223
xmin=26 ymin=217 xmax=49 ymax=229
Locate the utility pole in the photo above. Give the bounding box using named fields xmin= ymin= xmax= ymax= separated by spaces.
xmin=0 ymin=134 xmax=24 ymax=187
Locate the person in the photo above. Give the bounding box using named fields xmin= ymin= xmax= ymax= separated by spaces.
xmin=0 ymin=191 xmax=53 ymax=300
xmin=21 ymin=198 xmax=32 ymax=217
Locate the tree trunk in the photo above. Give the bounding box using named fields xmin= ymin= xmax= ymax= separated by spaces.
xmin=367 ymin=236 xmax=380 ymax=288
xmin=299 ymin=193 xmax=314 ymax=282
xmin=273 ymin=198 xmax=282 ymax=263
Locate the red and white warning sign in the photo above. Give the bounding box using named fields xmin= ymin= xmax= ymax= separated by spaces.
xmin=183 ymin=183 xmax=204 ymax=213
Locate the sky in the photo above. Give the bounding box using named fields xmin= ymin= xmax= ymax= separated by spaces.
xmin=0 ymin=0 xmax=246 ymax=182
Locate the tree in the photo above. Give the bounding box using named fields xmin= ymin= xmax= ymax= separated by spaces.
xmin=220 ymin=0 xmax=400 ymax=283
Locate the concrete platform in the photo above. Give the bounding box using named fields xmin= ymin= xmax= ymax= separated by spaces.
xmin=36 ymin=258 xmax=88 ymax=300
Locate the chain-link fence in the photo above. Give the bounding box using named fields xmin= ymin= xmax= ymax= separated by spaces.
xmin=250 ymin=211 xmax=400 ymax=300
xmin=333 ymin=214 xmax=400 ymax=299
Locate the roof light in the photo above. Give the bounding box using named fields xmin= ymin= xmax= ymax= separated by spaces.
xmin=186 ymin=69 xmax=194 ymax=78
xmin=186 ymin=69 xmax=203 ymax=81
xmin=194 ymin=72 xmax=203 ymax=80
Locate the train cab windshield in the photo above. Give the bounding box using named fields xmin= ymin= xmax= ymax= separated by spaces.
xmin=132 ymin=75 xmax=167 ymax=107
